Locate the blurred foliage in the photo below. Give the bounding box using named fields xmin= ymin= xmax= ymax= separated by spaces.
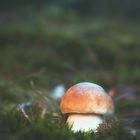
xmin=0 ymin=18 xmax=140 ymax=88
xmin=1 ymin=0 xmax=140 ymax=20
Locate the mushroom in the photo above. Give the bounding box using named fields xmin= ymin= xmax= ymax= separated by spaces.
xmin=60 ymin=82 xmax=114 ymax=132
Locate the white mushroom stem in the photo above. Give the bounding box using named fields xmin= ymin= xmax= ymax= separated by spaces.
xmin=67 ymin=114 xmax=103 ymax=133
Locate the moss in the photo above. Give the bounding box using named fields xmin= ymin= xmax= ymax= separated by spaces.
xmin=0 ymin=107 xmax=134 ymax=140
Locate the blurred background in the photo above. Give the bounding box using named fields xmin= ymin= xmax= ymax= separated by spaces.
xmin=0 ymin=0 xmax=140 ymax=87
xmin=0 ymin=0 xmax=140 ymax=139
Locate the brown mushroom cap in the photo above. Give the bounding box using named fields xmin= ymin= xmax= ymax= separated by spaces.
xmin=60 ymin=82 xmax=114 ymax=114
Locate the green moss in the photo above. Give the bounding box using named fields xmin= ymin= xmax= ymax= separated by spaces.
xmin=0 ymin=108 xmax=134 ymax=140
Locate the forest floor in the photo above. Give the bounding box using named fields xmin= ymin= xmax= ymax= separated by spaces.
xmin=0 ymin=11 xmax=140 ymax=139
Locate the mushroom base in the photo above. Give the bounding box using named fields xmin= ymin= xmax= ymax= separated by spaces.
xmin=67 ymin=114 xmax=103 ymax=133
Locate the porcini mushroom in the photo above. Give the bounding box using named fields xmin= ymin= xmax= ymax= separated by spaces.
xmin=60 ymin=82 xmax=114 ymax=132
